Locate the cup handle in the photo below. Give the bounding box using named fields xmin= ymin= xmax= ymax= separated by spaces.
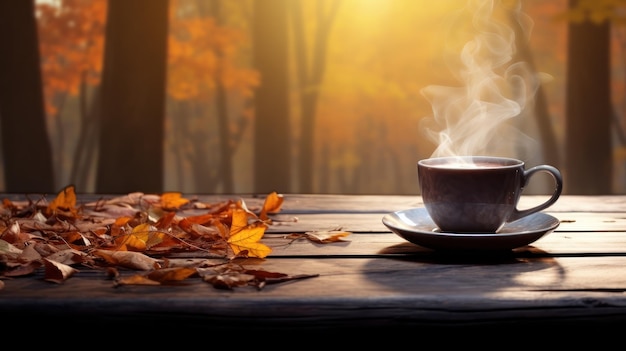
xmin=508 ymin=165 xmax=563 ymax=222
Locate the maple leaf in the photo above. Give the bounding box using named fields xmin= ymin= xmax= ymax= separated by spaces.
xmin=227 ymin=209 xmax=271 ymax=258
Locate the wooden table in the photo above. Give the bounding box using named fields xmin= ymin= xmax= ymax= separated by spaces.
xmin=2 ymin=193 xmax=626 ymax=340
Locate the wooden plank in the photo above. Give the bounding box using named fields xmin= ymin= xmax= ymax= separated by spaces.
xmin=258 ymin=231 xmax=626 ymax=256
xmin=3 ymin=256 xmax=626 ymax=332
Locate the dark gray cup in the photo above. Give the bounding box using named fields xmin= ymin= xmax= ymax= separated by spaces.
xmin=417 ymin=156 xmax=563 ymax=233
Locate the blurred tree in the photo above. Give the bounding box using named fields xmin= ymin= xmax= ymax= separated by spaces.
xmin=0 ymin=0 xmax=55 ymax=193
xmin=38 ymin=0 xmax=107 ymax=191
xmin=564 ymin=0 xmax=614 ymax=194
xmin=96 ymin=0 xmax=169 ymax=193
xmin=167 ymin=0 xmax=257 ymax=193
xmin=289 ymin=0 xmax=341 ymax=193
xmin=252 ymin=0 xmax=291 ymax=193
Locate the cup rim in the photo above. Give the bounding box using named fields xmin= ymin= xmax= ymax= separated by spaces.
xmin=418 ymin=155 xmax=523 ymax=168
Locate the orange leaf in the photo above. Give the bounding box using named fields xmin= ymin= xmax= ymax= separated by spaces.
xmin=114 ymin=233 xmax=147 ymax=252
xmin=161 ymin=192 xmax=190 ymax=210
xmin=46 ymin=185 xmax=77 ymax=216
xmin=115 ymin=274 xmax=161 ymax=286
xmin=259 ymin=192 xmax=283 ymax=220
xmin=147 ymin=267 xmax=197 ymax=283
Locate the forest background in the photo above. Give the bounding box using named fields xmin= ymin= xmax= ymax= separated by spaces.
xmin=1 ymin=0 xmax=625 ymax=196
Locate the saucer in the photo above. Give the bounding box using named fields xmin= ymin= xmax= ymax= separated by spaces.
xmin=381 ymin=208 xmax=560 ymax=251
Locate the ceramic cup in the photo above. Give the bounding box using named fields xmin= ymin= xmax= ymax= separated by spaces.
xmin=417 ymin=156 xmax=563 ymax=233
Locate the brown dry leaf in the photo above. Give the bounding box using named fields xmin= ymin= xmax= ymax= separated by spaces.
xmin=3 ymin=260 xmax=41 ymax=277
xmin=197 ymin=264 xmax=257 ymax=289
xmin=18 ymin=244 xmax=42 ymax=262
xmin=305 ymin=230 xmax=351 ymax=243
xmin=197 ymin=264 xmax=318 ymax=290
xmin=244 ymin=269 xmax=320 ymax=289
xmin=94 ymin=249 xmax=161 ymax=270
xmin=45 ymin=248 xmax=89 ymax=266
xmin=42 ymin=258 xmax=79 ymax=283
xmin=0 ymin=239 xmax=23 ymax=259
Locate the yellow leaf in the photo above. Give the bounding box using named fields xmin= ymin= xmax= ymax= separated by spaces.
xmin=227 ymin=222 xmax=271 ymax=258
xmin=114 ymin=234 xmax=147 ymax=251
xmin=229 ymin=208 xmax=251 ymax=236
xmin=130 ymin=223 xmax=166 ymax=249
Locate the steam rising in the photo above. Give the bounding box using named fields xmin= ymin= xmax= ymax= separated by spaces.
xmin=421 ymin=0 xmax=542 ymax=159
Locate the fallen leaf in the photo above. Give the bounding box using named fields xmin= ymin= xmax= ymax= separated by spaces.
xmin=259 ymin=192 xmax=284 ymax=220
xmin=147 ymin=267 xmax=197 ymax=283
xmin=94 ymin=249 xmax=162 ymax=270
xmin=0 ymin=239 xmax=23 ymax=259
xmin=114 ymin=274 xmax=161 ymax=287
xmin=0 ymin=189 xmax=316 ymax=291
xmin=46 ymin=184 xmax=77 ymax=217
xmin=305 ymin=230 xmax=351 ymax=243
xmin=227 ymin=210 xmax=271 ymax=258
xmin=43 ymin=258 xmax=79 ymax=283
xmin=161 ymin=192 xmax=190 ymax=210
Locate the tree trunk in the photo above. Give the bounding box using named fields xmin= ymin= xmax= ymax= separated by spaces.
xmin=96 ymin=0 xmax=169 ymax=194
xmin=0 ymin=0 xmax=55 ymax=193
xmin=290 ymin=0 xmax=341 ymax=193
xmin=565 ymin=1 xmax=612 ymax=194
xmin=252 ymin=0 xmax=291 ymax=194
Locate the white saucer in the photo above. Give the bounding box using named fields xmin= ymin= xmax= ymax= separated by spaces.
xmin=382 ymin=207 xmax=560 ymax=251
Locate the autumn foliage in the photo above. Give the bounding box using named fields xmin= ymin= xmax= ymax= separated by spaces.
xmin=0 ymin=185 xmax=320 ymax=289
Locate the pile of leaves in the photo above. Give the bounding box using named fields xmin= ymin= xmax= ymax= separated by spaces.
xmin=0 ymin=185 xmax=319 ymax=290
